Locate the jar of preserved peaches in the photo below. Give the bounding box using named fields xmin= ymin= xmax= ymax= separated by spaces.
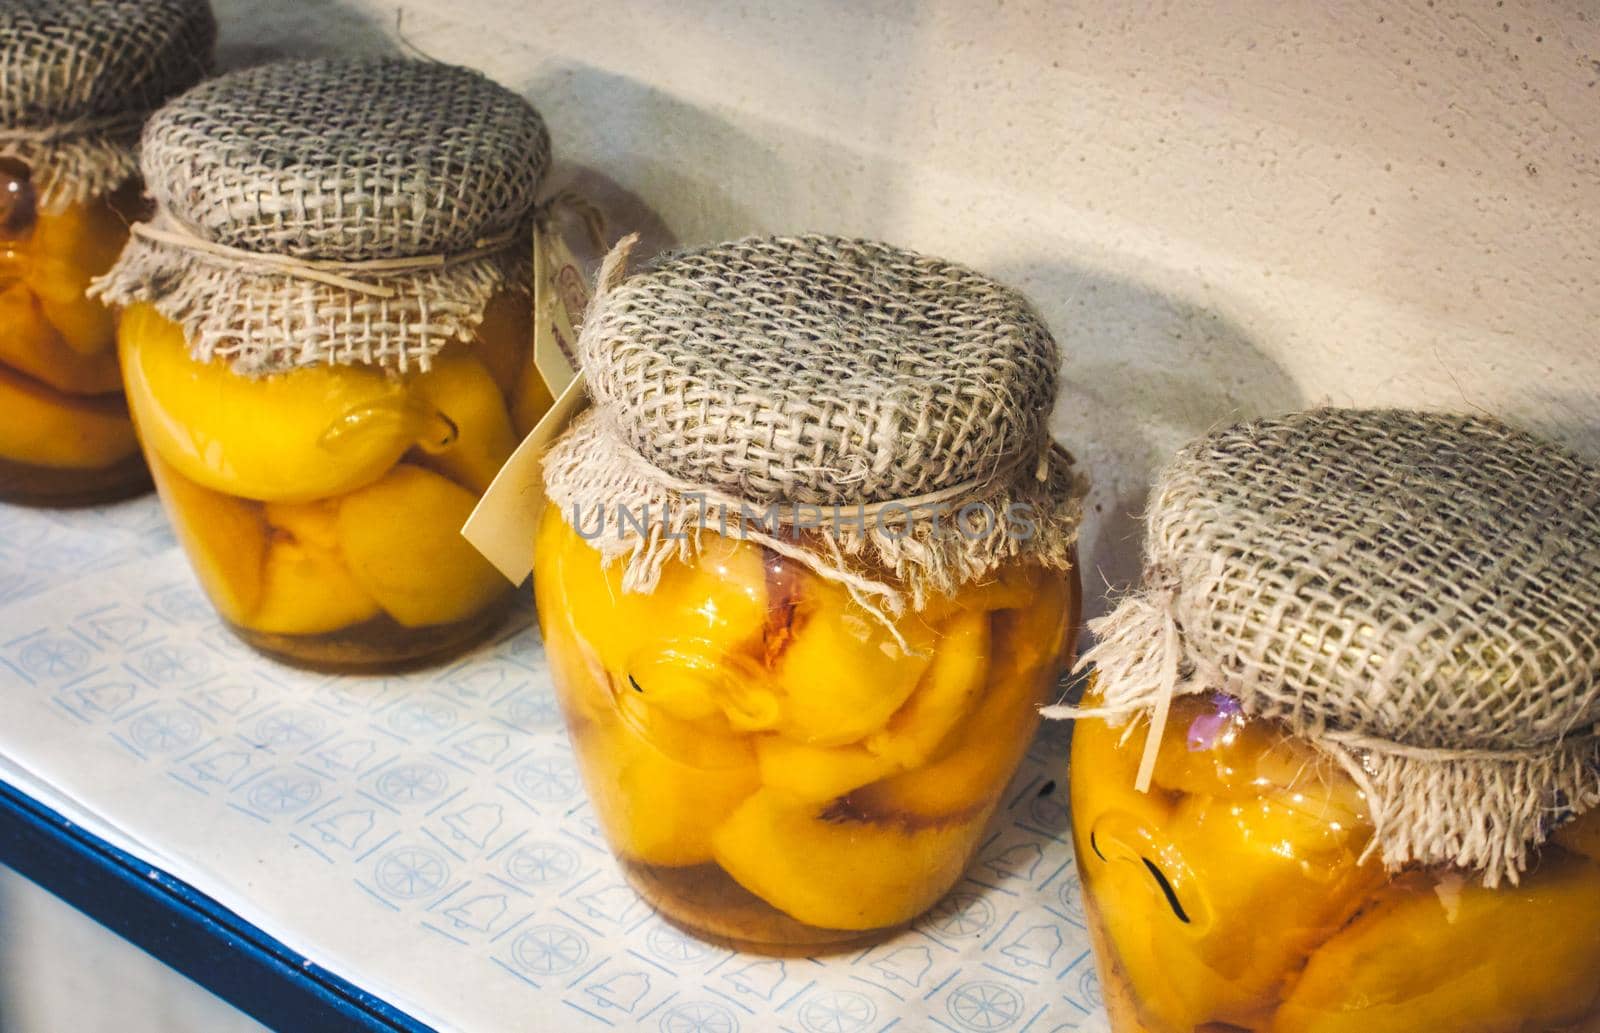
xmin=1059 ymin=409 xmax=1600 ymax=1033
xmin=0 ymin=0 xmax=214 ymax=505
xmin=97 ymin=58 xmax=556 ymax=670
xmin=533 ymin=235 xmax=1086 ymax=950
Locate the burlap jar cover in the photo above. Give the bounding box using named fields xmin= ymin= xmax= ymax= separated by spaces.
xmin=1049 ymin=408 xmax=1600 ymax=887
xmin=0 ymin=0 xmax=214 ymax=213
xmin=542 ymin=234 xmax=1087 ymax=626
xmin=96 ymin=57 xmax=552 ymax=375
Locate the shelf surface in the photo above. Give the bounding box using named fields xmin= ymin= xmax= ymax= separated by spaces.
xmin=0 ymin=496 xmax=1107 ymax=1033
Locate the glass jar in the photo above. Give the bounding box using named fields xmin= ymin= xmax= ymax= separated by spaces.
xmin=537 ymin=507 xmax=1081 ymax=948
xmin=1062 ymin=409 xmax=1600 ymax=1033
xmin=0 ymin=0 xmax=215 ymax=505
xmin=529 ymin=235 xmax=1086 ymax=950
xmin=1071 ymin=690 xmax=1600 ymax=1033
xmin=0 ymin=163 xmax=147 ymax=503
xmin=98 ymin=57 xmax=556 ymax=669
xmin=120 ymin=294 xmax=538 ymax=669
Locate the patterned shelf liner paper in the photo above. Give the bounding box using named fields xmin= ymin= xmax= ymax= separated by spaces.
xmin=0 ymin=496 xmax=1110 ymax=1033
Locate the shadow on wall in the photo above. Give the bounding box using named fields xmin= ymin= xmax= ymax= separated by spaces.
xmin=1518 ymin=387 xmax=1600 ymax=461
xmin=996 ymin=260 xmax=1305 ymax=626
xmin=213 ymin=0 xmax=398 ymax=70
xmin=519 ymin=64 xmax=769 ymax=249
xmin=551 ymin=163 xmax=679 ymax=265
xmin=210 ymin=4 xmax=936 ymax=258
xmin=515 ymin=61 xmax=917 ymax=252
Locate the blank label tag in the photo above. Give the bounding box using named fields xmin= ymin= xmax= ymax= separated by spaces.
xmin=462 ymin=373 xmax=589 ymax=585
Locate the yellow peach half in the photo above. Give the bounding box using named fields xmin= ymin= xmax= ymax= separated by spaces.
xmin=120 ymin=304 xmax=448 ymax=503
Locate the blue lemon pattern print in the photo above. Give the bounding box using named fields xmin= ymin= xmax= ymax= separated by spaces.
xmin=948 ymin=981 xmax=1026 ymax=1031
xmin=0 ymin=498 xmax=1111 ymax=1032
xmin=798 ymin=990 xmax=877 ymax=1033
xmin=376 ymin=761 xmax=450 ymax=806
xmin=373 ymin=846 xmax=452 ymax=900
xmin=127 ymin=706 xmax=202 ymax=754
xmin=505 ymin=841 xmax=580 ymax=886
xmin=511 ymin=924 xmax=590 ymax=975
xmin=658 ymin=1001 xmax=738 ymax=1033
xmin=247 ymin=770 xmax=323 ymax=815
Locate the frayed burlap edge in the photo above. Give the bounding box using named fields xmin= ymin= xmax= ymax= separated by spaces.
xmin=0 ymin=127 xmax=139 ymax=213
xmin=1045 ymin=582 xmax=1600 ymax=887
xmin=93 ymin=229 xmax=531 ymax=375
xmin=544 ymin=407 xmax=1086 ymax=625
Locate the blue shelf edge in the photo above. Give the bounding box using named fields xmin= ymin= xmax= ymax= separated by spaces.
xmin=0 ymin=777 xmax=433 ymax=1033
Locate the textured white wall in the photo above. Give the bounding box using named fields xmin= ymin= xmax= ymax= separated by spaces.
xmin=4 ymin=1 xmax=1598 ymax=1029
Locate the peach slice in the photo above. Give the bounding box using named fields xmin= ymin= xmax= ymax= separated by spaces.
xmin=263 ymin=498 xmax=342 ymax=553
xmin=988 ymin=564 xmax=1077 ymax=684
xmin=711 ymin=787 xmax=984 ymax=931
xmin=241 ymin=498 xmax=381 ymax=636
xmin=336 ymin=463 xmax=508 ymax=628
xmin=29 ymin=262 xmax=118 ymax=358
xmin=827 ymin=599 xmax=1063 ymax=827
xmin=119 ymin=303 xmax=446 ymax=503
xmin=755 ymin=737 xmax=902 ymax=803
xmin=538 ymin=509 xmax=769 ymax=681
xmin=28 ymin=192 xmax=130 ymax=286
xmin=537 ymin=543 xmax=759 ymax=866
xmin=920 ymin=563 xmax=1042 ymax=622
xmin=147 ymin=450 xmax=268 ymax=626
xmin=771 ymin=570 xmax=939 ymax=746
xmin=1272 ymin=853 xmax=1600 ymax=1033
xmin=583 ymin=682 xmax=759 ymax=867
xmin=865 ymin=608 xmax=991 ymax=768
xmin=250 ymin=540 xmax=381 ymax=636
xmin=0 ymin=360 xmax=138 ymax=469
xmin=408 ymin=348 xmax=518 ymax=494
xmin=26 ymin=192 xmax=132 ymax=356
xmin=1161 ymin=792 xmax=1384 ymax=1027
xmin=0 ymin=283 xmax=122 ymax=394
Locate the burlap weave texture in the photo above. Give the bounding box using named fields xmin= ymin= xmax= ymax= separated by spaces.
xmin=0 ymin=0 xmax=214 ymax=211
xmin=95 ymin=57 xmax=549 ymax=374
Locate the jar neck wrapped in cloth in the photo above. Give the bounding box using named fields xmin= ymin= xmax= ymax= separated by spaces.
xmin=542 ymin=235 xmax=1087 ymax=626
xmin=545 ymin=408 xmax=1084 ymax=626
xmin=0 ymin=111 xmax=145 ymax=213
xmin=0 ymin=0 xmax=216 ymax=212
xmin=94 ymin=208 xmax=533 ymax=376
xmin=1052 ymin=573 xmax=1600 ymax=888
xmin=92 ymin=56 xmax=559 ymax=377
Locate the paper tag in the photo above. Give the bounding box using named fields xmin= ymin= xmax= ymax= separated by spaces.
xmin=462 ymin=372 xmax=590 ymax=585
xmin=460 ymin=211 xmax=597 ymax=585
xmin=531 ymin=220 xmax=589 ymax=398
